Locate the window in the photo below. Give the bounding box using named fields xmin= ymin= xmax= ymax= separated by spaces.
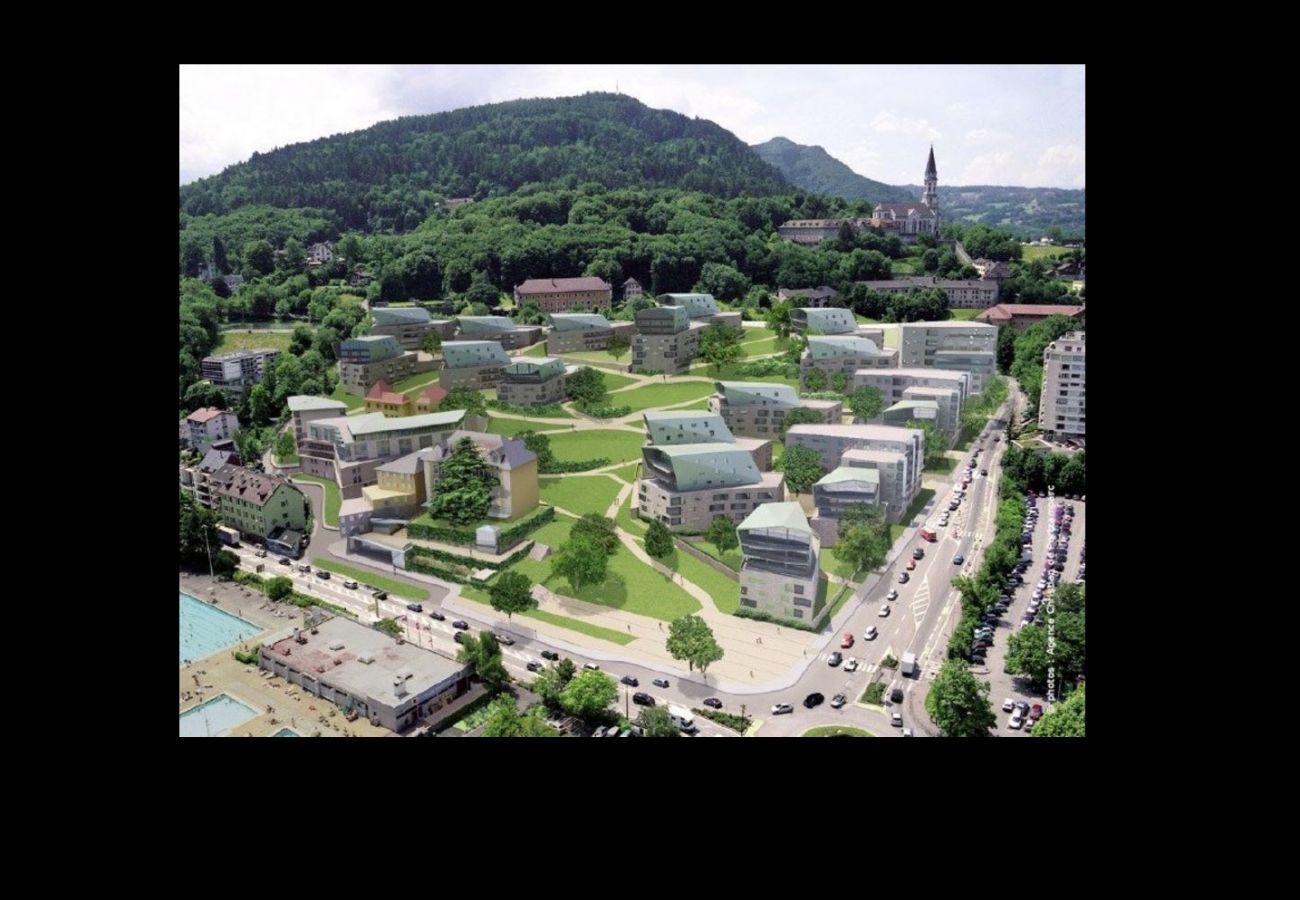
xmin=740 ymin=587 xmax=748 ymax=595
xmin=793 ymin=584 xmax=805 ymax=595
xmin=741 ymin=598 xmax=758 ymax=608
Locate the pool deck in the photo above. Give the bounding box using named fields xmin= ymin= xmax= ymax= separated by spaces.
xmin=179 ymin=574 xmax=393 ymax=738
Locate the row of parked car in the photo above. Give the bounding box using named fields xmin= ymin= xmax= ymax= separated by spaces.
xmin=1003 ymin=699 xmax=1043 ymax=731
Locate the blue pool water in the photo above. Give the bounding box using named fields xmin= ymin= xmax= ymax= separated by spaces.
xmin=273 ymin=728 xmax=299 ymax=737
xmin=179 ymin=694 xmax=260 ymax=737
xmin=179 ymin=592 xmax=263 ymax=666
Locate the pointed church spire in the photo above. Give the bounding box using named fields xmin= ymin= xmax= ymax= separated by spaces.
xmin=925 ymin=145 xmax=937 ymax=178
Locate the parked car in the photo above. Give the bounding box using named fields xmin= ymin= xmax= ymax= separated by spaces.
xmin=879 ymin=605 xmax=891 ymax=617
xmin=653 ymin=678 xmax=670 ymax=688
xmin=633 ymin=692 xmax=655 ymax=706
xmin=803 ymin=692 xmax=825 ymax=709
xmin=526 ymin=661 xmax=543 ymax=673
xmin=886 ymin=589 xmax=899 ymax=601
xmin=1030 ymin=704 xmax=1044 ymax=721
xmin=841 ymin=633 xmax=855 ymax=648
xmin=953 ymin=555 xmax=965 ymax=565
xmin=453 ymin=632 xmax=466 ymax=645
xmin=1008 ymin=713 xmax=1024 ymax=730
xmin=1002 ymin=698 xmax=1016 ymax=712
xmin=864 ymin=626 xmax=878 ymax=640
xmin=278 ymin=557 xmax=291 ymax=566
xmin=406 ymin=602 xmax=423 ymax=612
xmin=980 ymin=469 xmax=988 ymax=476
xmin=898 ymin=572 xmax=910 ymax=584
xmin=495 ymin=634 xmax=515 ymax=646
xmin=428 ymin=611 xmax=446 ymax=621
xmin=828 ymin=652 xmax=843 ymax=667
xmin=315 ymin=570 xmax=331 ymax=579
xmin=540 ymin=650 xmax=559 ymax=661
xmin=772 ymin=703 xmax=794 ymax=715
xmin=891 ymin=712 xmax=903 ymax=727
xmin=703 ymin=698 xmax=723 ymax=709
xmin=913 ymin=547 xmax=925 ymax=559
xmin=451 ymin=620 xmax=469 ymax=630
xmin=620 ymin=675 xmax=639 ymax=687
xmin=906 ymin=559 xmax=917 ymax=570
xmin=343 ymin=580 xmax=358 ymax=590
xmin=830 ymin=693 xmax=847 ymax=709
xmin=582 ymin=662 xmax=601 ymax=671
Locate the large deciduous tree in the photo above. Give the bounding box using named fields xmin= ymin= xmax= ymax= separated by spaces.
xmin=637 ymin=705 xmax=681 ymax=737
xmin=778 ymin=444 xmax=826 ymax=494
xmin=550 ymin=535 xmax=608 ymax=592
xmin=1032 ymin=684 xmax=1085 ymax=737
xmin=559 ymin=669 xmax=618 ymax=719
xmin=836 ymin=504 xmax=890 ymax=576
xmin=848 ymin=385 xmax=884 ymax=421
xmin=439 ymin=388 xmax=488 ymax=417
xmin=606 ymin=333 xmax=631 ymax=360
xmin=925 ymin=659 xmax=997 ymax=737
xmin=565 ymin=367 xmax=607 ymax=406
xmin=488 ymin=571 xmax=535 ymax=619
xmin=571 ymin=514 xmax=619 ymax=555
xmin=645 ymin=519 xmax=675 ymax=559
xmin=706 ymin=516 xmax=739 ymax=554
xmin=698 ymin=324 xmax=744 ymax=373
xmin=666 ymin=614 xmax=724 ymax=675
xmin=456 ymin=631 xmax=509 ymax=692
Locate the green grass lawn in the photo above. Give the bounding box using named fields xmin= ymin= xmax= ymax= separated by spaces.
xmin=215 ymin=330 xmax=292 ymax=354
xmin=561 ymin=349 xmax=631 ymax=366
xmin=925 ymin=456 xmax=958 ymax=475
xmin=703 ymin=363 xmax=799 ymax=388
xmin=602 ymin=371 xmax=638 ymax=392
xmin=1022 ymin=244 xmax=1072 ymax=262
xmin=539 ymin=475 xmax=624 ymax=518
xmin=328 ymin=384 xmax=366 ymax=410
xmin=487 ymin=416 xmax=562 ymax=437
xmin=611 ymin=381 xmax=717 ymax=412
xmin=523 ymin=343 xmax=548 ymax=357
xmin=820 ymin=546 xmax=862 ymax=580
xmin=688 ymin=538 xmax=741 ymax=571
xmin=458 ymin=586 xmax=635 ymax=645
xmin=291 ymin=474 xmax=341 ymax=526
xmin=507 ymin=519 xmax=700 ymax=620
xmin=616 ymin=490 xmax=647 ymax=535
xmin=855 ymin=314 xmax=883 ymax=325
xmin=391 ymin=369 xmax=444 ymax=394
xmin=312 ymin=560 xmax=429 ymax=600
xmin=609 ymin=462 xmax=642 ymax=484
xmin=740 ymin=336 xmax=790 ymax=357
xmin=803 ymin=725 xmax=874 ymax=737
xmin=661 ymin=548 xmax=740 ymax=614
xmin=950 ymin=308 xmax=981 ymax=321
xmin=889 ymin=488 xmax=935 ymax=542
xmin=823 ymin=580 xmax=855 ymax=621
xmin=546 ymin=429 xmax=646 ymax=465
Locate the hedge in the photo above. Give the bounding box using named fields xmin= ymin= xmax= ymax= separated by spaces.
xmin=575 ymin=402 xmax=632 ymax=419
xmin=693 ymin=708 xmax=752 ymax=733
xmin=539 ymin=458 xmax=610 ymax=473
xmin=733 ymin=607 xmax=821 ymax=633
xmin=407 ymin=557 xmax=470 ymax=585
xmin=407 ymin=540 xmax=535 ymax=572
xmin=735 ymin=358 xmax=798 ymax=377
xmin=408 ymin=505 xmax=554 ymax=549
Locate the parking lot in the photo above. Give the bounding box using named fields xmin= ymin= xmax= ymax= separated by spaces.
xmin=976 ymin=493 xmax=1086 ymax=736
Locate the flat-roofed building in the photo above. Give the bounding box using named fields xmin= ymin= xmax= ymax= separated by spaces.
xmin=439 ymin=341 xmax=511 ymax=390
xmin=656 ymin=293 xmax=742 ymax=329
xmin=897 ymin=320 xmax=998 ymax=392
xmin=1038 ymin=331 xmax=1085 ymax=439
xmin=632 ymin=306 xmax=703 ymax=374
xmin=786 ymin=423 xmax=924 ymax=520
xmin=299 ymin=409 xmax=467 ymax=499
xmin=258 ymin=615 xmax=472 ymax=733
xmin=901 ymin=385 xmax=960 ymax=434
xmin=637 ymin=443 xmax=784 ymax=531
xmin=513 ymin=276 xmax=613 ymax=313
xmin=802 ymin=335 xmax=897 ymax=388
xmin=839 ymin=447 xmax=913 ymax=523
xmin=201 ymin=348 xmax=280 ymax=397
xmin=851 ymin=367 xmax=969 ymax=408
xmin=737 ymin=503 xmax=821 ymax=622
xmin=812 ymin=466 xmax=882 ymax=541
xmin=858 ymin=276 xmax=998 ymax=309
xmin=338 ymin=335 xmax=437 ymax=395
xmin=455 ymin=316 xmax=544 ymax=351
xmin=709 ymin=381 xmax=843 ymax=438
xmin=545 ymin=313 xmax=637 ymax=355
xmin=287 ymin=395 xmax=349 ymax=445
xmin=642 ymin=411 xmax=771 ymax=470
xmin=497 ymin=357 xmax=568 ymax=407
xmin=882 ymin=399 xmax=940 ymax=429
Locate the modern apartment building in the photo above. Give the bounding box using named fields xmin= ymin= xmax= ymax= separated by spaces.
xmin=637 ymin=444 xmax=784 ymax=531
xmin=655 ymin=293 xmax=742 ymax=328
xmin=439 ymin=341 xmax=511 ymax=391
xmin=632 ymin=306 xmax=703 ymax=374
xmin=975 ymin=303 xmax=1086 ymax=331
xmin=545 ymin=313 xmax=637 ymax=355
xmin=801 ymin=335 xmax=897 ymax=388
xmin=897 ymin=320 xmax=998 ymax=392
xmin=497 ymin=357 xmax=568 ymax=407
xmin=209 ymin=465 xmax=308 ymax=540
xmin=201 ymin=348 xmax=280 ymax=397
xmin=363 ymin=380 xmax=447 ymax=417
xmin=1038 ymin=331 xmax=1086 ymax=439
xmin=287 ymin=395 xmax=349 ymax=446
xmin=709 ymin=382 xmax=843 ymax=439
xmin=791 ymin=307 xmax=858 ymax=336
xmin=513 ymin=277 xmax=613 ymax=313
xmin=737 ymin=503 xmax=822 ymax=622
xmin=642 ymin=411 xmax=771 ymax=471
xmin=850 ymin=367 xmax=969 ymax=409
xmin=299 ymin=409 xmax=467 ymax=499
xmin=369 ymin=306 xmax=456 ymax=350
xmin=859 ymin=276 xmax=999 ymax=309
xmin=258 ymin=615 xmax=472 ymax=734
xmin=455 ymin=316 xmax=544 ymax=351
xmin=421 ymin=431 xmax=539 ymax=520
xmin=900 ymin=385 xmax=961 ymax=435
xmin=839 ymin=448 xmax=913 ymax=523
xmin=184 ymin=407 xmax=239 ymax=452
xmin=810 ymin=466 xmax=883 ymax=541
xmin=337 ymin=335 xmax=437 ymax=395
xmin=882 ymin=399 xmax=941 ymax=428
xmin=785 ymin=423 xmax=924 ymax=520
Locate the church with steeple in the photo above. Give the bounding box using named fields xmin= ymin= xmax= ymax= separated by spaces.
xmin=872 ymin=147 xmax=940 ymax=243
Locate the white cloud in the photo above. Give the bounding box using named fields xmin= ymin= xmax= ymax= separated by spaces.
xmin=1027 ymin=144 xmax=1086 ymax=188
xmin=870 ymin=111 xmax=941 ymax=140
xmin=960 ymin=152 xmax=1016 ymax=185
xmin=964 ymin=128 xmax=1014 ymax=146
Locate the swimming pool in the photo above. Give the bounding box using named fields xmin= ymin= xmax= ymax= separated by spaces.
xmin=273 ymin=728 xmax=299 ymax=737
xmin=179 ymin=694 xmax=260 ymax=737
xmin=179 ymin=592 xmax=263 ymax=666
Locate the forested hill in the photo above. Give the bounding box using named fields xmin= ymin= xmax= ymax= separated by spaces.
xmin=179 ymin=93 xmax=790 ymax=232
xmin=751 ymin=137 xmax=915 ymax=204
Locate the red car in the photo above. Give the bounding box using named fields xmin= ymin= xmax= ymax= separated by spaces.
xmin=906 ymin=558 xmax=917 ymax=570
xmin=840 ymin=633 xmax=855 ymax=649
xmin=1030 ymin=703 xmax=1044 ymax=721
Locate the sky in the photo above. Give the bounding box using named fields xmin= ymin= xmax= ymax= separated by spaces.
xmin=179 ymin=64 xmax=1084 ymax=189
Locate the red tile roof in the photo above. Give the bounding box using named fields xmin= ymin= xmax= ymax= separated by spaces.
xmin=187 ymin=406 xmax=231 ymax=424
xmin=515 ymin=277 xmax=612 ymax=295
xmin=417 ymin=385 xmax=448 ymax=406
xmin=975 ymin=304 xmax=1086 ymax=322
xmin=365 ymin=380 xmax=406 ymax=405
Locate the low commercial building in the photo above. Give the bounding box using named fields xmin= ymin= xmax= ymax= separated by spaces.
xmin=299 ymin=409 xmax=467 ymax=499
xmin=1038 ymin=331 xmax=1086 ymax=439
xmin=455 ymin=316 xmax=544 ymax=351
xmin=642 ymin=411 xmax=771 ymax=470
xmin=497 ymin=357 xmax=568 ymax=407
xmin=632 ymin=306 xmax=703 ymax=374
xmin=209 ymin=465 xmax=308 ymax=540
xmin=897 ymin=320 xmax=998 ymax=392
xmin=337 ymin=335 xmax=437 ymax=396
xmin=858 ymin=276 xmax=999 ymax=309
xmin=201 ymin=348 xmax=280 ymax=397
xmin=655 ymin=293 xmax=742 ymax=328
xmin=421 ymin=431 xmax=539 ymax=520
xmin=439 ymin=341 xmax=511 ymax=391
xmin=785 ymin=423 xmax=923 ymax=520
xmin=840 ymin=448 xmax=913 ymax=523
xmin=709 ymin=381 xmax=842 ymax=439
xmin=801 ymin=335 xmax=897 ymax=388
xmin=369 ymin=306 xmax=456 ymax=350
xmin=287 ymin=395 xmax=349 ymax=446
xmin=513 ymin=276 xmax=612 ymax=313
xmin=184 ymin=407 xmax=239 ymax=452
xmin=258 ymin=615 xmax=473 ymax=734
xmin=737 ymin=503 xmax=822 ymax=622
xmin=546 ymin=313 xmax=637 ymax=355
xmin=637 ymin=444 xmax=784 ymax=531
xmin=974 ymin=303 xmax=1086 ymax=331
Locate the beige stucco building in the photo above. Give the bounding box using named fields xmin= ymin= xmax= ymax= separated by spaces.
xmin=1038 ymin=331 xmax=1086 ymax=439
